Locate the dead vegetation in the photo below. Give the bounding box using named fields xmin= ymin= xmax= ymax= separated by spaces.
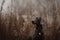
xmin=0 ymin=0 xmax=60 ymax=40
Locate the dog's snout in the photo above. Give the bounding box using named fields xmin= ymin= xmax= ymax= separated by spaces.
xmin=32 ymin=20 xmax=36 ymax=24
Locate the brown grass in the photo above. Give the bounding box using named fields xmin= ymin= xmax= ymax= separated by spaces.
xmin=0 ymin=0 xmax=60 ymax=40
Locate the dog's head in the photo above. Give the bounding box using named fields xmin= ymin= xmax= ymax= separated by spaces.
xmin=32 ymin=17 xmax=41 ymax=25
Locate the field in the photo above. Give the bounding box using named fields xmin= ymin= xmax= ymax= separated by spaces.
xmin=0 ymin=0 xmax=60 ymax=40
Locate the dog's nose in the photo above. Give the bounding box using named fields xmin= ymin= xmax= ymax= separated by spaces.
xmin=32 ymin=21 xmax=35 ymax=24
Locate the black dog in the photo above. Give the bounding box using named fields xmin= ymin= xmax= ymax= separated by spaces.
xmin=32 ymin=17 xmax=44 ymax=40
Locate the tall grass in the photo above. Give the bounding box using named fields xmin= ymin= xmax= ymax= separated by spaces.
xmin=0 ymin=0 xmax=60 ymax=40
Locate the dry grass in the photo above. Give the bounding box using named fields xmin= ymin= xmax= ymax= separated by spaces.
xmin=0 ymin=0 xmax=60 ymax=40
